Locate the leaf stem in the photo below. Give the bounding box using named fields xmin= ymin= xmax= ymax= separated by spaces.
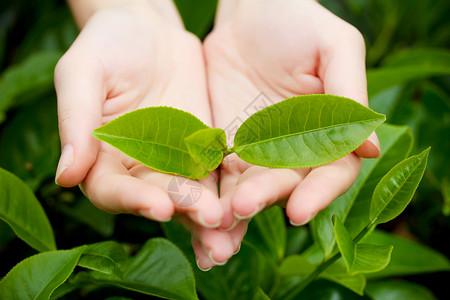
xmin=224 ymin=148 xmax=234 ymax=157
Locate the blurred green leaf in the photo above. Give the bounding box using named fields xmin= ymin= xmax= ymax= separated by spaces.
xmin=443 ymin=177 xmax=450 ymax=216
xmin=333 ymin=216 xmax=393 ymax=275
xmin=0 ymin=51 xmax=61 ymax=123
xmin=279 ymin=255 xmax=366 ymax=295
xmin=57 ymin=196 xmax=115 ymax=237
xmin=185 ymin=128 xmax=226 ymax=171
xmin=0 ymin=96 xmax=59 ymax=190
xmin=92 ymin=106 xmax=211 ymax=179
xmin=163 ymin=221 xmax=265 ymax=300
xmin=0 ymin=246 xmax=86 ymax=300
xmin=364 ymin=230 xmax=450 ymax=278
xmin=173 ymin=0 xmax=217 ymax=39
xmin=78 ymin=241 xmax=127 ymax=277
xmin=370 ymin=148 xmax=430 ymax=224
xmin=365 ymin=280 xmax=437 ymax=300
xmin=0 ymin=167 xmax=56 ymax=252
xmin=285 ymin=226 xmax=310 ymax=256
xmin=234 ymin=95 xmax=385 ymax=168
xmin=367 ymin=48 xmax=450 ymax=96
xmin=254 ymin=288 xmax=271 ymax=300
xmin=245 ymin=206 xmax=286 ymax=262
xmin=312 ymin=123 xmax=413 ymax=257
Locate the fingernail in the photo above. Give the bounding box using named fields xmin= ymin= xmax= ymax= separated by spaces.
xmin=206 ymin=249 xmax=228 ymax=266
xmin=368 ymin=132 xmax=381 ymax=158
xmin=55 ymin=144 xmax=74 ymax=184
xmin=290 ymin=213 xmax=316 ymax=227
xmin=219 ymin=218 xmax=239 ymax=232
xmin=234 ymin=204 xmax=263 ymax=220
xmin=234 ymin=243 xmax=241 ymax=255
xmin=196 ymin=258 xmax=212 ymax=272
xmin=139 ymin=209 xmax=172 ymax=222
xmin=190 ymin=212 xmax=221 ymax=228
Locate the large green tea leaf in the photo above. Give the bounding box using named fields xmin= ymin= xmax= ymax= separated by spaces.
xmin=365 ymin=230 xmax=450 ymax=279
xmin=93 ymin=107 xmax=211 ymax=179
xmin=334 ymin=216 xmax=393 ymax=275
xmin=311 ymin=123 xmax=413 ymax=257
xmin=78 ymin=241 xmax=127 ymax=277
xmin=0 ymin=167 xmax=56 ymax=252
xmin=0 ymin=247 xmax=86 ymax=300
xmin=185 ymin=128 xmax=226 ymax=171
xmin=233 ymin=94 xmax=385 ymax=168
xmin=370 ymin=148 xmax=430 ymax=224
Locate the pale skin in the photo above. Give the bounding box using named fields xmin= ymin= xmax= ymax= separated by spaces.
xmin=55 ymin=0 xmax=380 ymax=270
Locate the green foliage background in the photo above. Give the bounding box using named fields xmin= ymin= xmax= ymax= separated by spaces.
xmin=0 ymin=0 xmax=449 ymax=299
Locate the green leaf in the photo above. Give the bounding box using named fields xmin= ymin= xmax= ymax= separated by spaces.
xmin=0 ymin=167 xmax=56 ymax=252
xmin=78 ymin=241 xmax=127 ymax=277
xmin=312 ymin=123 xmax=413 ymax=257
xmin=245 ymin=206 xmax=286 ymax=262
xmin=364 ymin=230 xmax=450 ymax=279
xmin=162 ymin=221 xmax=265 ymax=300
xmin=118 ymin=238 xmax=197 ymax=299
xmin=93 ymin=106 xmax=211 ymax=179
xmin=370 ymin=148 xmax=430 ymax=224
xmin=0 ymin=96 xmax=59 ymax=190
xmin=185 ymin=128 xmax=226 ymax=171
xmin=366 ymin=280 xmax=437 ymax=300
xmin=367 ymin=48 xmax=450 ymax=96
xmin=0 ymin=51 xmax=61 ymax=123
xmin=0 ymin=247 xmax=86 ymax=300
xmin=443 ymin=177 xmax=450 ymax=216
xmin=233 ymin=94 xmax=385 ymax=168
xmin=173 ymin=0 xmax=217 ymax=39
xmin=333 ymin=216 xmax=393 ymax=274
xmin=254 ymin=288 xmax=271 ymax=300
xmin=279 ymin=255 xmax=366 ymax=295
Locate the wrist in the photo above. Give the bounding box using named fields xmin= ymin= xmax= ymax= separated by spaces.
xmin=67 ymin=0 xmax=173 ymax=28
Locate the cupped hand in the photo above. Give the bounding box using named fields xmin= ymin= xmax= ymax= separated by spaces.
xmin=204 ymin=0 xmax=380 ymax=229
xmin=54 ymin=1 xmax=242 ymax=269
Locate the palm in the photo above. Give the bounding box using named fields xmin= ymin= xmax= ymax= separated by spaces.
xmin=204 ymin=0 xmax=367 ymax=226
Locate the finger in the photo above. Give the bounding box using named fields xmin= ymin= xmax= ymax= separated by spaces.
xmin=130 ymin=166 xmax=223 ymax=227
xmin=192 ymin=238 xmax=215 ymax=271
xmin=54 ymin=48 xmax=104 ymax=187
xmin=230 ymin=167 xmax=308 ymax=220
xmin=319 ymin=26 xmax=380 ymax=158
xmin=286 ymin=153 xmax=361 ymax=225
xmin=82 ymin=151 xmax=174 ymax=221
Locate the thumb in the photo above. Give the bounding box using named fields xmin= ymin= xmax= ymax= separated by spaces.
xmin=320 ymin=27 xmax=381 ymax=158
xmin=54 ymin=53 xmax=104 ymax=187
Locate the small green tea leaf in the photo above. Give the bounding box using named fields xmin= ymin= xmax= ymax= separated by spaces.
xmin=93 ymin=106 xmax=211 ymax=179
xmin=334 ymin=216 xmax=393 ymax=275
xmin=279 ymin=255 xmax=366 ymax=295
xmin=370 ymin=148 xmax=430 ymax=224
xmin=333 ymin=215 xmax=355 ymax=269
xmin=351 ymin=243 xmax=393 ymax=275
xmin=233 ymin=94 xmax=385 ymax=168
xmin=185 ymin=128 xmax=226 ymax=171
xmin=78 ymin=241 xmax=127 ymax=277
xmin=0 ymin=247 xmax=86 ymax=300
xmin=0 ymin=167 xmax=56 ymax=252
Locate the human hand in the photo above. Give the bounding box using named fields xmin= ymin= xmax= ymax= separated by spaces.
xmin=204 ymin=0 xmax=380 ymax=228
xmin=54 ymin=0 xmax=241 ymax=269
